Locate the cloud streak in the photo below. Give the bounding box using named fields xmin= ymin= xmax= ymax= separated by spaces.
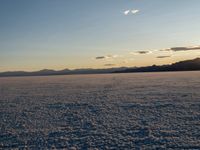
xmin=95 ymin=55 xmax=118 ymax=60
xmin=104 ymin=64 xmax=115 ymax=66
xmin=130 ymin=51 xmax=152 ymax=55
xmin=156 ymin=55 xmax=172 ymax=59
xmin=124 ymin=9 xmax=139 ymax=15
xmin=128 ymin=45 xmax=200 ymax=57
xmin=161 ymin=46 xmax=200 ymax=52
xmin=96 ymin=56 xmax=105 ymax=59
xmin=95 ymin=45 xmax=200 ymax=62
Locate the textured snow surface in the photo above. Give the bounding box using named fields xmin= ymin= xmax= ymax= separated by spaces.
xmin=0 ymin=72 xmax=200 ymax=149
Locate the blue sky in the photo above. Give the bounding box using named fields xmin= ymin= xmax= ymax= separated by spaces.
xmin=1 ymin=0 xmax=200 ymax=71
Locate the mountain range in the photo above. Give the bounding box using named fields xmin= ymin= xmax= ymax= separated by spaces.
xmin=114 ymin=58 xmax=200 ymax=73
xmin=0 ymin=58 xmax=200 ymax=77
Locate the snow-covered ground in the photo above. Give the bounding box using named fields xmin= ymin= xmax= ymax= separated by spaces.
xmin=0 ymin=71 xmax=200 ymax=149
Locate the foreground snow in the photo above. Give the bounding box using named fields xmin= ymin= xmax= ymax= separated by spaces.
xmin=0 ymin=72 xmax=200 ymax=149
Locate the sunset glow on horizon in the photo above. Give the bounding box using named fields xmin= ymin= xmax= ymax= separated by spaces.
xmin=1 ymin=0 xmax=200 ymax=72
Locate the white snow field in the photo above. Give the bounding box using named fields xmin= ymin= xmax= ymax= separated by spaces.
xmin=0 ymin=71 xmax=200 ymax=149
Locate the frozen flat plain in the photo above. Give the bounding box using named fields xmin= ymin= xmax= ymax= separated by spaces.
xmin=0 ymin=71 xmax=200 ymax=149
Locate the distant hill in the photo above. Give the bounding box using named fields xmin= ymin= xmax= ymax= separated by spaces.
xmin=114 ymin=58 xmax=200 ymax=73
xmin=0 ymin=58 xmax=200 ymax=77
xmin=0 ymin=67 xmax=127 ymax=77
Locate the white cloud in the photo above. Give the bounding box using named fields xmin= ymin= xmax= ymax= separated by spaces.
xmin=124 ymin=10 xmax=130 ymax=15
xmin=123 ymin=9 xmax=139 ymax=15
xmin=131 ymin=9 xmax=139 ymax=14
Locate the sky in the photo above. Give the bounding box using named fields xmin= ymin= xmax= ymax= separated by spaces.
xmin=1 ymin=0 xmax=200 ymax=72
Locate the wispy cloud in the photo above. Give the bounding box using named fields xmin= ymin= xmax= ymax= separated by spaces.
xmin=96 ymin=45 xmax=200 ymax=61
xmin=104 ymin=64 xmax=115 ymax=66
xmin=124 ymin=9 xmax=139 ymax=15
xmin=96 ymin=56 xmax=105 ymax=59
xmin=128 ymin=45 xmax=200 ymax=57
xmin=156 ymin=55 xmax=172 ymax=59
xmin=95 ymin=55 xmax=119 ymax=60
xmin=131 ymin=9 xmax=139 ymax=14
xmin=130 ymin=50 xmax=152 ymax=55
xmin=161 ymin=45 xmax=200 ymax=52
